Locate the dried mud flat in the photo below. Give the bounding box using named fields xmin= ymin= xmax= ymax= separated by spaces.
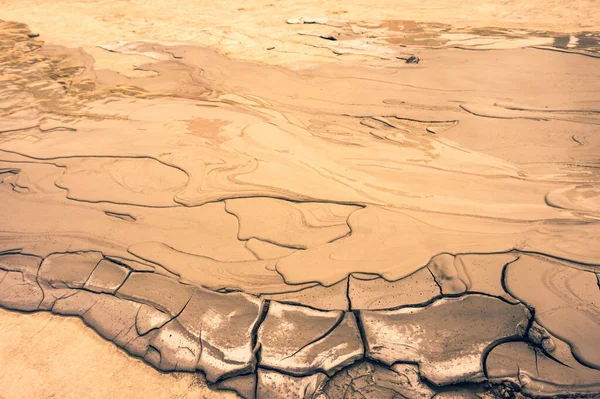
xmin=0 ymin=3 xmax=600 ymax=398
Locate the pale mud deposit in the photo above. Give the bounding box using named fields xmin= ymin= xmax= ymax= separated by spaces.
xmin=0 ymin=2 xmax=599 ymax=398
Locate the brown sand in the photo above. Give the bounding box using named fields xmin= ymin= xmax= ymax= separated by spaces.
xmin=0 ymin=1 xmax=599 ymax=398
xmin=0 ymin=308 xmax=239 ymax=399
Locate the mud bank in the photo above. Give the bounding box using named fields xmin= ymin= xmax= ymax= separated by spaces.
xmin=0 ymin=14 xmax=599 ymax=398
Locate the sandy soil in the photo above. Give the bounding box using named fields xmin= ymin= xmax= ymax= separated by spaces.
xmin=0 ymin=309 xmax=238 ymax=399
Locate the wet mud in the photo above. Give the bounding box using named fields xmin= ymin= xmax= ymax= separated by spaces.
xmin=1 ymin=17 xmax=599 ymax=398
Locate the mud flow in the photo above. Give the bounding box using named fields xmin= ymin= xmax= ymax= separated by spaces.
xmin=0 ymin=8 xmax=599 ymax=399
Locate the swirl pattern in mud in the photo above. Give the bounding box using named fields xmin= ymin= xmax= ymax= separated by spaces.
xmin=1 ymin=18 xmax=599 ymax=398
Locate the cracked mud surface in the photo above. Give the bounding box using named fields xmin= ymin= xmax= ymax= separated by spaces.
xmin=0 ymin=2 xmax=599 ymax=398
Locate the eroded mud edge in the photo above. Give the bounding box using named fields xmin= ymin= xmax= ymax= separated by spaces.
xmin=1 ymin=249 xmax=598 ymax=399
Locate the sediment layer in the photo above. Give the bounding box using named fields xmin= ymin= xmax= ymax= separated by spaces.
xmin=1 ymin=18 xmax=599 ymax=398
